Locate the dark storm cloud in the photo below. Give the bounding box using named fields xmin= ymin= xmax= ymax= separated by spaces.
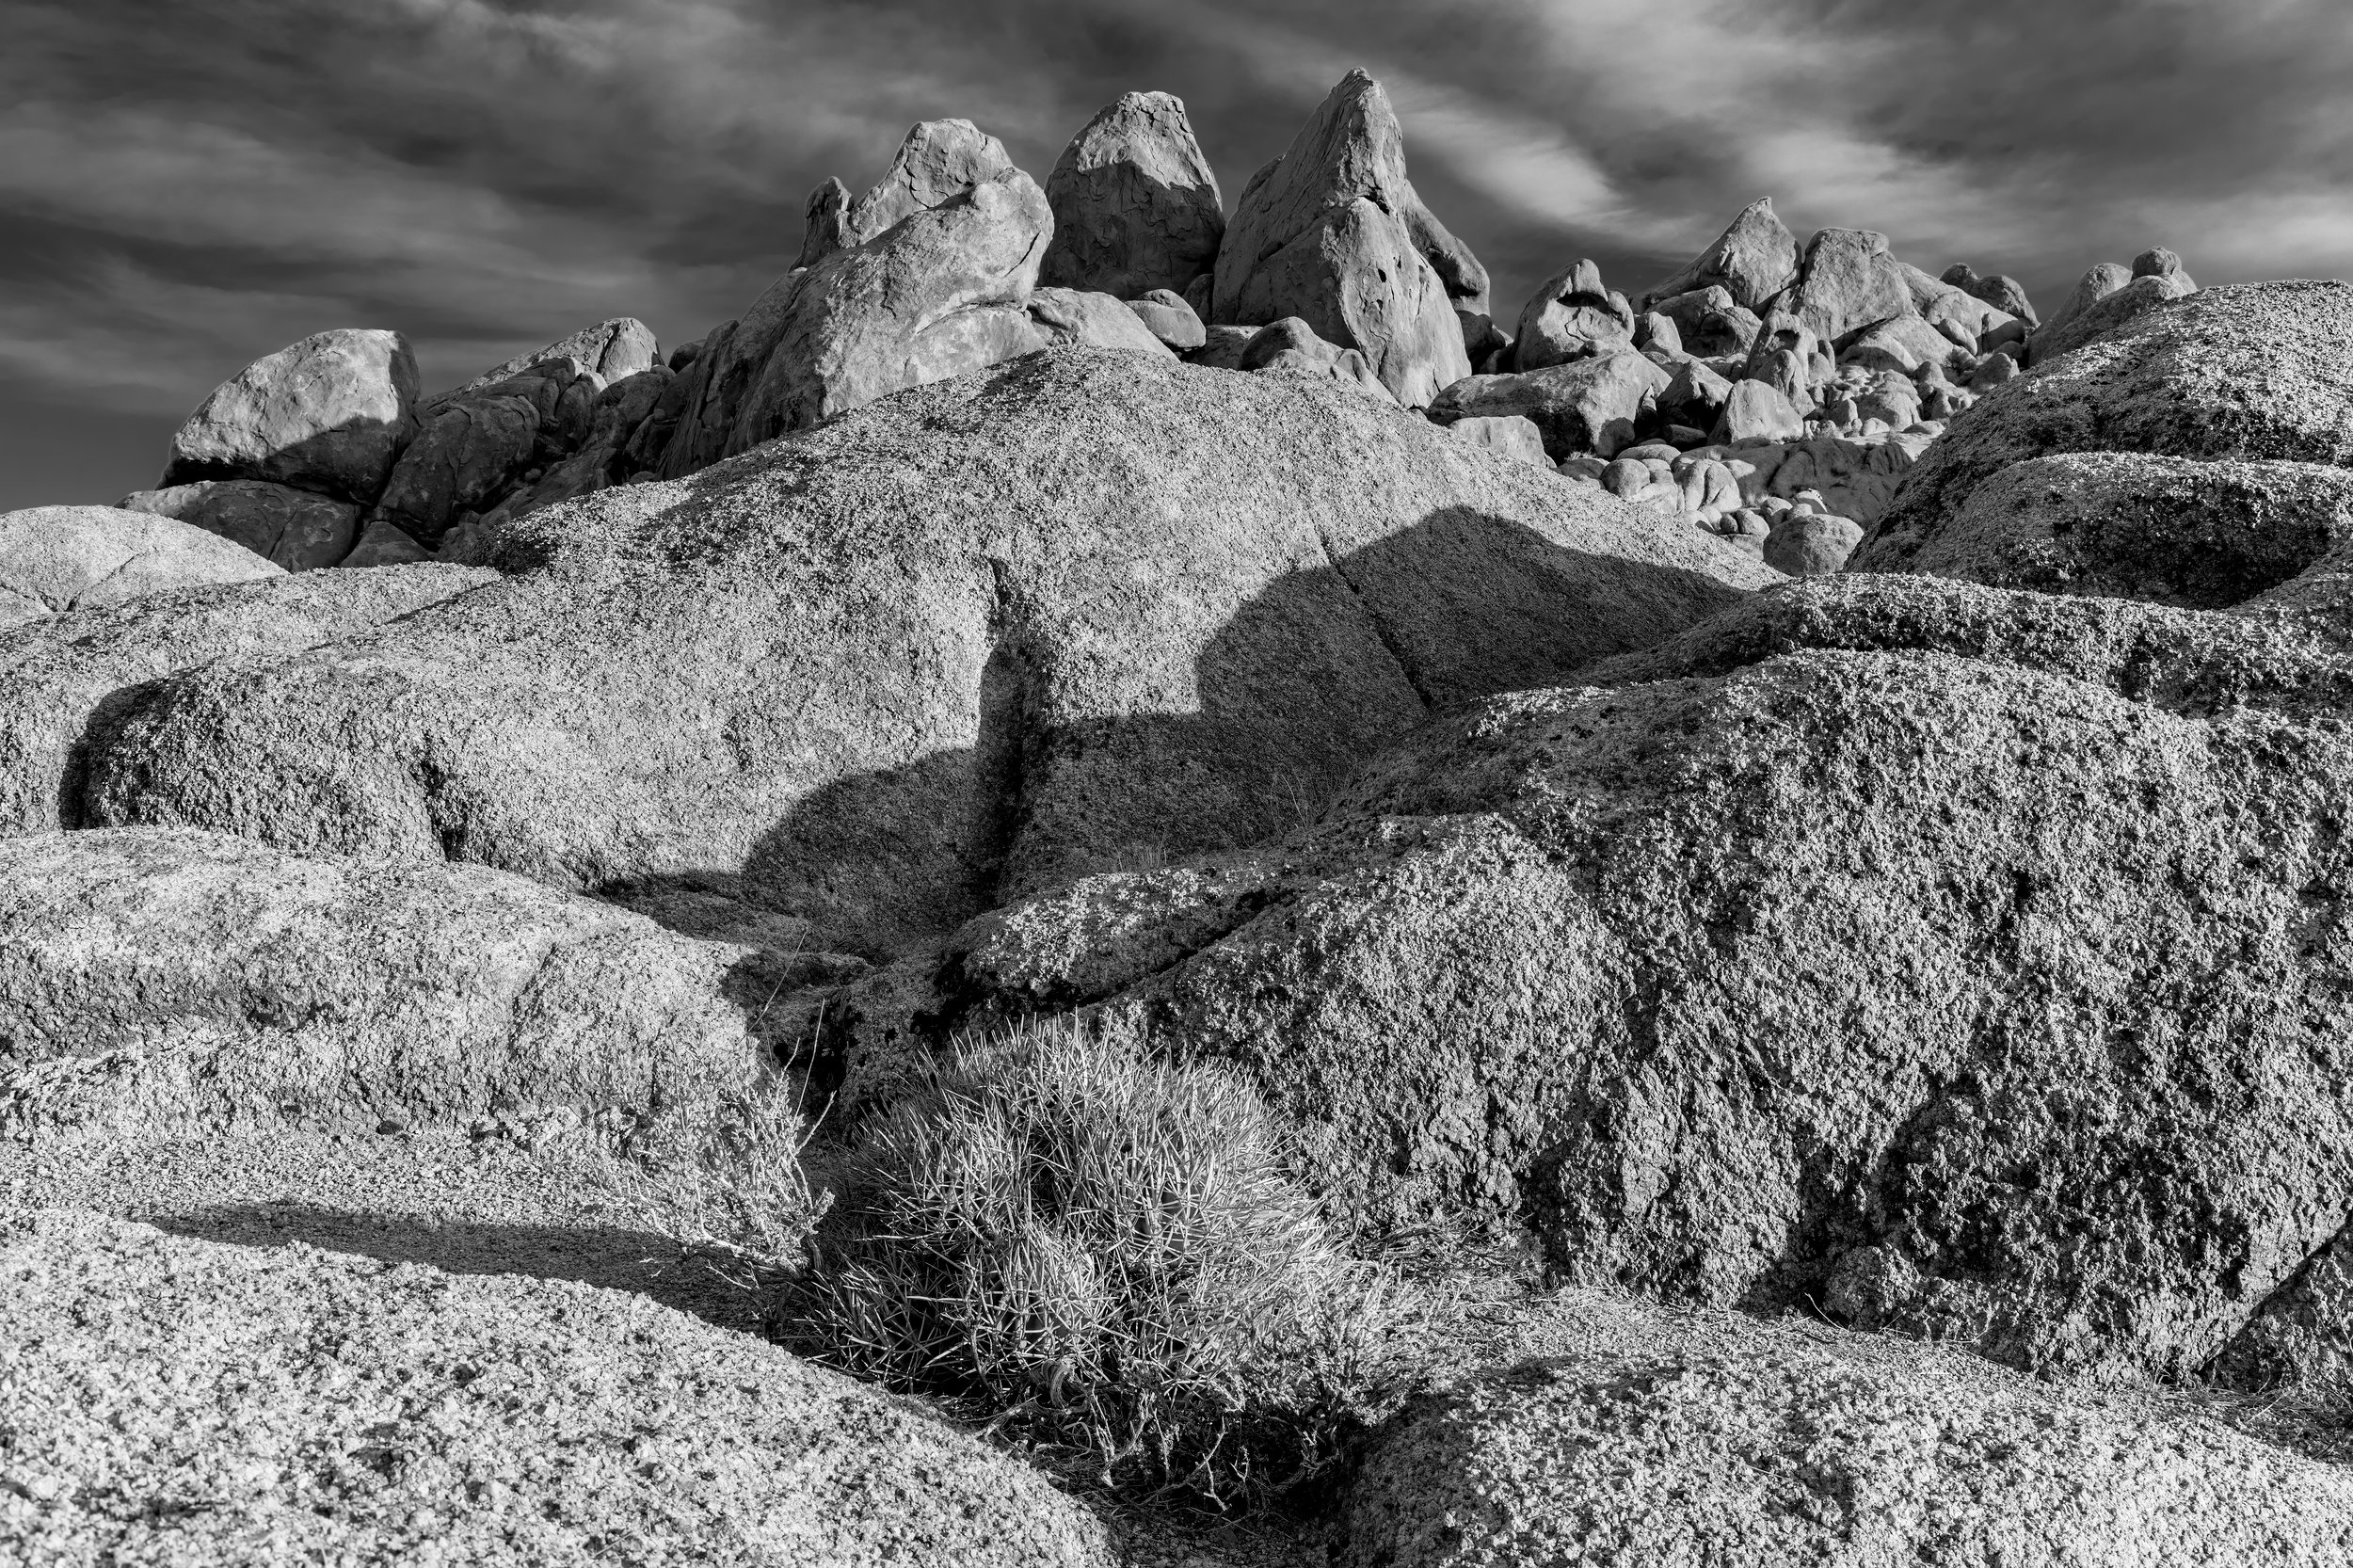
xmin=5 ymin=0 xmax=2352 ymax=506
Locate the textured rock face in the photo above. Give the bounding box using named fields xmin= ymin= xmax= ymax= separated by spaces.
xmin=1024 ymin=287 xmax=1175 ymax=356
xmin=0 ymin=505 xmax=280 ymax=631
xmin=1512 ymin=258 xmax=1634 ymax=371
xmin=1443 ymin=415 xmax=1548 ymax=467
xmin=2026 ymin=269 xmax=2197 ymax=366
xmin=659 ymin=168 xmax=1051 ymax=474
xmin=1638 ymin=198 xmax=1800 ymax=313
xmin=82 ymin=350 xmax=1769 ymax=955
xmin=1860 ymin=281 xmax=2353 ymax=563
xmin=0 ymin=1209 xmax=1118 ymax=1567
xmin=1426 ymin=351 xmax=1672 ymax=460
xmin=116 ymin=480 xmax=360 ymax=570
xmin=873 ymin=557 xmax=2353 ymax=1382
xmin=0 ymin=563 xmax=489 ymax=836
xmin=374 ymin=359 xmax=601 ymax=546
xmin=0 ymin=828 xmax=770 ymax=1129
xmin=2041 ymin=260 xmax=2134 ymax=339
xmin=1237 ymin=316 xmax=1395 ymax=400
xmin=1211 ymin=71 xmax=1472 ymax=407
xmin=843 ymin=118 xmax=1016 ymax=245
xmin=1342 ymin=1295 xmax=2353 ymax=1568
xmin=1125 ymin=288 xmax=1207 ymax=350
xmin=426 ymin=317 xmax=658 ymax=409
xmin=161 ymin=328 xmax=421 ymax=503
xmin=1879 ymin=451 xmax=2353 ymax=607
xmin=1782 ymin=227 xmax=1913 ymax=348
xmin=1038 ymin=91 xmax=1224 ymax=300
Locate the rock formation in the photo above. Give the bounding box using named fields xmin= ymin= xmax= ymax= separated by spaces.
xmin=159 ymin=328 xmax=420 ymax=503
xmin=1038 ymin=91 xmax=1225 ymax=300
xmin=0 ymin=505 xmax=280 ymax=631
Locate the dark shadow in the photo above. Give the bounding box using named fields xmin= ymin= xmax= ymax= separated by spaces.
xmin=147 ymin=1202 xmax=768 ymax=1336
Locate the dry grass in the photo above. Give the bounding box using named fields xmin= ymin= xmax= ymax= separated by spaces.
xmin=582 ymin=1082 xmax=833 ymax=1298
xmin=776 ymin=1018 xmax=1422 ymax=1509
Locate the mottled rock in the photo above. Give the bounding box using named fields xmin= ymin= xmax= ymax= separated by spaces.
xmin=1038 ymin=91 xmax=1224 ymax=300
xmin=0 ymin=1208 xmax=1118 ymax=1566
xmin=2135 ymin=247 xmax=2195 ymax=287
xmin=1239 ymin=317 xmax=1394 ymax=400
xmin=0 ymin=506 xmax=279 ymax=631
xmin=1783 ymin=228 xmax=1913 ymax=349
xmin=1638 ymin=198 xmax=1800 ymax=313
xmin=2027 ymin=270 xmax=2196 ymax=367
xmin=1427 ymin=352 xmax=1673 ymax=461
xmin=375 ymin=359 xmax=600 ymax=545
xmin=0 ymin=828 xmax=772 ymax=1128
xmin=1708 ymin=379 xmax=1806 ymax=445
xmin=1657 ymin=360 xmax=1732 ymax=429
xmin=116 ymin=480 xmax=360 ymax=571
xmin=1512 ymin=259 xmax=1634 ymax=371
xmin=793 ymin=176 xmax=853 ymax=269
xmin=1343 ymin=1293 xmax=2353 ymax=1568
xmin=1210 ymin=71 xmax=1471 ymax=407
xmin=1442 ymin=415 xmax=1548 ymax=467
xmin=426 ymin=319 xmax=658 ymax=410
xmin=0 ymin=564 xmax=488 ymax=836
xmin=1026 ymin=288 xmax=1175 ymax=357
xmin=1650 ymin=285 xmax=1762 ymax=359
xmin=1862 ymin=280 xmax=2353 ymax=560
xmin=161 ymin=329 xmax=420 ymax=504
xmin=83 ymin=350 xmax=1768 ymax=953
xmin=1763 ymin=509 xmax=1863 ymax=576
xmin=1125 ymin=289 xmax=1207 ymax=352
xmin=2040 ymin=262 xmax=2134 ymax=340
xmin=843 ymin=118 xmax=1015 ymax=244
xmin=661 ymin=168 xmax=1051 ymax=471
xmin=338 ymin=518 xmax=430 ymax=568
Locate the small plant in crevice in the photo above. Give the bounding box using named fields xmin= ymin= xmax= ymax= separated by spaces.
xmin=584 ymin=1081 xmax=834 ymax=1299
xmin=775 ymin=1016 xmax=1419 ymax=1511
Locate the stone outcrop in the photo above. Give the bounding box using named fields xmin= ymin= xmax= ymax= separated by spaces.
xmin=1125 ymin=288 xmax=1207 ymax=351
xmin=0 ymin=563 xmax=489 ymax=835
xmin=1638 ymin=198 xmax=1800 ymax=314
xmin=115 ymin=480 xmax=361 ymax=571
xmin=80 ymin=349 xmax=1769 ymax=956
xmin=1 ymin=1208 xmax=1118 ymax=1567
xmin=1210 ymin=71 xmax=1472 ymax=407
xmin=0 ymin=827 xmax=773 ymax=1130
xmin=0 ymin=505 xmax=280 ymax=632
xmin=424 ymin=317 xmax=658 ymax=410
xmin=373 ymin=357 xmax=602 ymax=547
xmin=1038 ymin=91 xmax=1225 ymax=301
xmin=2026 ymin=269 xmax=2197 ymax=366
xmin=160 ymin=328 xmax=421 ymax=504
xmin=1237 ymin=316 xmax=1395 ymax=400
xmin=659 ymin=167 xmax=1052 ymax=474
xmin=1511 ymin=259 xmax=1634 ymax=371
xmin=1343 ymin=1292 xmax=2353 ymax=1568
xmin=1779 ymin=228 xmax=1913 ymax=349
xmin=1024 ymin=288 xmax=1175 ymax=356
xmin=842 ymin=118 xmax=1015 ymax=246
xmin=854 ymin=542 xmax=2353 ymax=1380
xmin=1859 ymin=281 xmax=2353 ymax=566
xmin=1427 ymin=351 xmax=1672 ymax=460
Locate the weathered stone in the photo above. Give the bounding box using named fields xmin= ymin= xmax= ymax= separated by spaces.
xmin=161 ymin=329 xmax=420 ymax=504
xmin=0 ymin=1209 xmax=1120 ymax=1566
xmin=1038 ymin=91 xmax=1225 ymax=301
xmin=661 ymin=168 xmax=1052 ymax=472
xmin=1188 ymin=324 xmax=1257 ymax=372
xmin=1427 ymin=352 xmax=1673 ymax=461
xmin=1632 ymin=312 xmax=1682 ymax=358
xmin=339 ymin=518 xmax=430 ymax=568
xmin=1239 ymin=317 xmax=1394 ymax=401
xmin=2135 ymin=247 xmax=2195 ymax=287
xmin=1211 ymin=71 xmax=1472 ymax=407
xmin=1843 ymin=312 xmax=1971 ymax=377
xmin=2026 ymin=271 xmax=2196 ymax=367
xmin=0 ymin=564 xmax=488 ymax=837
xmin=1512 ymin=259 xmax=1634 ymax=372
xmin=1783 ymin=229 xmax=1913 ymax=349
xmin=843 ymin=118 xmax=1014 ymax=244
xmin=2040 ymin=261 xmax=2133 ymax=340
xmin=1708 ymin=379 xmax=1806 ymax=445
xmin=1125 ymin=289 xmax=1207 ymax=352
xmin=1442 ymin=415 xmax=1548 ymax=467
xmin=1862 ymin=281 xmax=2353 ymax=561
xmin=1763 ymin=509 xmax=1863 ymax=576
xmin=871 ymin=567 xmax=2353 ymax=1379
xmin=0 ymin=506 xmax=280 ymax=632
xmin=1343 ymin=1292 xmax=2353 ymax=1568
xmin=116 ymin=481 xmax=360 ymax=571
xmin=473 ymin=367 xmax=680 ymax=536
xmin=375 ymin=360 xmax=600 ymax=545
xmin=426 ymin=319 xmax=658 ymax=410
xmin=1025 ymin=288 xmax=1175 ymax=357
xmin=793 ymin=176 xmax=853 ymax=269
xmin=1651 ymin=285 xmax=1762 ymax=359
xmin=0 ymin=827 xmax=774 ymax=1129
xmin=1638 ymin=198 xmax=1800 ymax=313
xmin=82 ymin=350 xmax=1769 ymax=955
xmin=1866 ymin=451 xmax=2353 ymax=610
xmin=1657 ymin=359 xmax=1732 ymax=428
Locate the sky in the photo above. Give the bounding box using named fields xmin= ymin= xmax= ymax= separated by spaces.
xmin=8 ymin=0 xmax=2353 ymax=510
